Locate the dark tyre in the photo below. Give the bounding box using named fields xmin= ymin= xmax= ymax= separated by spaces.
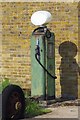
xmin=2 ymin=84 xmax=25 ymax=120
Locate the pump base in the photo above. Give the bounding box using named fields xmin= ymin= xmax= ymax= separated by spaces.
xmin=31 ymin=95 xmax=55 ymax=101
xmin=46 ymin=95 xmax=55 ymax=100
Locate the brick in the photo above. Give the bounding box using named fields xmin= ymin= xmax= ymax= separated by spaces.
xmin=0 ymin=2 xmax=80 ymax=98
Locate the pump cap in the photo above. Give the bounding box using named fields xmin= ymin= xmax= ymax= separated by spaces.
xmin=31 ymin=11 xmax=52 ymax=26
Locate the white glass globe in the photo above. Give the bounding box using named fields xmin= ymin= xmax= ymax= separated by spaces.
xmin=31 ymin=11 xmax=52 ymax=26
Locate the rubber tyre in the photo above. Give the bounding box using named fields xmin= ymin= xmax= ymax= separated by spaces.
xmin=2 ymin=84 xmax=25 ymax=120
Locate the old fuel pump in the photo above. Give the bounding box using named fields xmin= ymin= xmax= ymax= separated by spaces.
xmin=31 ymin=11 xmax=57 ymax=100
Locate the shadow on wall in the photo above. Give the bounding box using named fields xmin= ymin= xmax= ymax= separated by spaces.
xmin=59 ymin=41 xmax=80 ymax=100
xmin=78 ymin=2 xmax=80 ymax=59
xmin=78 ymin=2 xmax=80 ymax=99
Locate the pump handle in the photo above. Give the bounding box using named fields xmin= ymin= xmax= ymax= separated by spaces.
xmin=32 ymin=27 xmax=51 ymax=38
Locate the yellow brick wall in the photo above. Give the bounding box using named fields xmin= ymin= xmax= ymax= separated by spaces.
xmin=0 ymin=3 xmax=2 ymax=82
xmin=1 ymin=2 xmax=80 ymax=98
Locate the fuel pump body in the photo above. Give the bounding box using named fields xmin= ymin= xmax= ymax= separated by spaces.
xmin=31 ymin=35 xmax=46 ymax=99
xmin=31 ymin=31 xmax=55 ymax=100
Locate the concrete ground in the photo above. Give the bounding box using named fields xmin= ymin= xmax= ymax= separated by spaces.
xmin=35 ymin=106 xmax=78 ymax=118
xmin=34 ymin=99 xmax=79 ymax=118
xmin=22 ymin=99 xmax=80 ymax=119
xmin=22 ymin=106 xmax=79 ymax=119
xmin=1 ymin=97 xmax=78 ymax=119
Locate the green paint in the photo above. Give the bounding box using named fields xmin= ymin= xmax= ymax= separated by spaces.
xmin=31 ymin=36 xmax=46 ymax=97
xmin=31 ymin=33 xmax=55 ymax=100
xmin=46 ymin=33 xmax=55 ymax=99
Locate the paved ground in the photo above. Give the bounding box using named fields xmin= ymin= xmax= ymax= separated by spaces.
xmin=23 ymin=99 xmax=80 ymax=119
xmin=1 ymin=97 xmax=79 ymax=119
xmin=22 ymin=106 xmax=79 ymax=119
xmin=35 ymin=106 xmax=78 ymax=118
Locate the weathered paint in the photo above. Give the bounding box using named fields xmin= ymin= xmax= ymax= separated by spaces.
xmin=31 ymin=35 xmax=46 ymax=98
xmin=31 ymin=32 xmax=55 ymax=99
xmin=46 ymin=33 xmax=55 ymax=99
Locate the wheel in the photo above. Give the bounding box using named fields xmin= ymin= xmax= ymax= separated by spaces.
xmin=2 ymin=84 xmax=25 ymax=120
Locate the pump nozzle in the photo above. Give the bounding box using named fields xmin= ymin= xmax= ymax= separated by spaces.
xmin=35 ymin=39 xmax=40 ymax=61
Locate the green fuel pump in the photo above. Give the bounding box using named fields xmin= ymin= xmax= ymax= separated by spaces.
xmin=31 ymin=11 xmax=57 ymax=100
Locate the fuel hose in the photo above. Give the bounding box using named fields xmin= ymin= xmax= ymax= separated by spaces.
xmin=35 ymin=53 xmax=57 ymax=79
xmin=34 ymin=26 xmax=57 ymax=79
